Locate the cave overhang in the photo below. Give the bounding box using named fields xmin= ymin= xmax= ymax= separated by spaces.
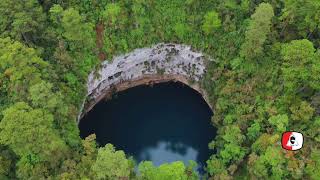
xmin=78 ymin=43 xmax=213 ymax=122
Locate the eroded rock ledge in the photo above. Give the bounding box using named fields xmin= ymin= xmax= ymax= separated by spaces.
xmin=79 ymin=43 xmax=212 ymax=121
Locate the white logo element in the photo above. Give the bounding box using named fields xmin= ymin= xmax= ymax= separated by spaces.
xmin=286 ymin=132 xmax=303 ymax=150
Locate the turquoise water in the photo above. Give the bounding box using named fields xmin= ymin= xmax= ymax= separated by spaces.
xmin=79 ymin=82 xmax=215 ymax=171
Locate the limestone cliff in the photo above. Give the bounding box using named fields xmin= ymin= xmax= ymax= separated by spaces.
xmin=78 ymin=43 xmax=212 ymax=121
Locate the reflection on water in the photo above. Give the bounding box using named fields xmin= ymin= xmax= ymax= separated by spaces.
xmin=139 ymin=141 xmax=198 ymax=166
xmin=79 ymin=82 xmax=216 ymax=172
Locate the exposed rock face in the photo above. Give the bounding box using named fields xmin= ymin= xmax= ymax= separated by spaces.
xmin=79 ymin=43 xmax=211 ymax=121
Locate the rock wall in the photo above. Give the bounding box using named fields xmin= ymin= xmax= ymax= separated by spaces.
xmin=78 ymin=43 xmax=211 ymax=121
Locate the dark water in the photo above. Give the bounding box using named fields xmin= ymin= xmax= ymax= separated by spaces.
xmin=79 ymin=82 xmax=215 ymax=171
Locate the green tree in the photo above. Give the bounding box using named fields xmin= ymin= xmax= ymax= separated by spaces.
xmin=305 ymin=148 xmax=320 ymax=179
xmin=49 ymin=4 xmax=64 ymax=35
xmin=77 ymin=134 xmax=97 ymax=178
xmin=0 ymin=145 xmax=16 ymax=179
xmin=61 ymin=8 xmax=95 ymax=48
xmin=0 ymin=102 xmax=67 ymax=158
xmin=27 ymin=80 xmax=80 ymax=147
xmin=206 ymin=156 xmax=227 ymax=177
xmin=249 ymin=146 xmax=286 ymax=179
xmin=268 ymin=114 xmax=289 ymax=132
xmin=307 ymin=117 xmax=320 ymax=142
xmin=247 ymin=121 xmax=261 ymax=140
xmin=28 ymin=81 xmax=62 ymax=111
xmin=0 ymin=0 xmax=46 ymax=44
xmin=0 ymin=38 xmax=49 ymax=101
xmin=58 ymin=134 xmax=97 ymax=179
xmin=290 ymin=101 xmax=314 ymax=122
xmin=0 ymin=102 xmax=68 ymax=178
xmin=49 ymin=5 xmax=95 ymax=50
xmin=222 ymin=125 xmax=245 ymax=144
xmin=77 ymin=0 xmax=109 ymax=22
xmin=281 ymin=39 xmax=320 ymax=92
xmin=202 ymin=11 xmax=221 ymax=35
xmin=102 ymin=3 xmax=122 ymax=26
xmin=130 ymin=0 xmax=151 ymax=46
xmin=174 ymin=23 xmax=190 ymax=40
xmin=219 ymin=143 xmax=246 ymax=165
xmin=240 ymin=3 xmax=274 ymax=60
xmin=92 ymin=144 xmax=131 ymax=179
xmin=252 ymin=134 xmax=279 ymax=154
xmin=281 ymin=0 xmax=320 ymax=38
xmin=138 ymin=161 xmax=198 ymax=180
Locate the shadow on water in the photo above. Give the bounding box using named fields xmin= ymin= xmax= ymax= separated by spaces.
xmin=79 ymin=82 xmax=216 ymax=172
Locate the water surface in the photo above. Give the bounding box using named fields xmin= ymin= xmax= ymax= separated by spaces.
xmin=79 ymin=82 xmax=215 ymax=171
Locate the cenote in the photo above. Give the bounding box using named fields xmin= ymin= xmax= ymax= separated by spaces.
xmin=79 ymin=82 xmax=216 ymax=172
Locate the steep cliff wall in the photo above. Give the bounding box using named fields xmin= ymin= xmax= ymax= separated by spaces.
xmin=78 ymin=43 xmax=212 ymax=121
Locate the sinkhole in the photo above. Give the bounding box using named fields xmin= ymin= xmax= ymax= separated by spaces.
xmin=79 ymin=82 xmax=216 ymax=171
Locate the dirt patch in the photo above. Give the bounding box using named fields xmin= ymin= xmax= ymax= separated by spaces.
xmin=96 ymin=22 xmax=106 ymax=61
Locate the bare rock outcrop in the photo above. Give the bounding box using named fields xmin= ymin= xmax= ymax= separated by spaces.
xmin=78 ymin=43 xmax=212 ymax=121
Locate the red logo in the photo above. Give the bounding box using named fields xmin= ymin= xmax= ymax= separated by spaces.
xmin=281 ymin=131 xmax=303 ymax=151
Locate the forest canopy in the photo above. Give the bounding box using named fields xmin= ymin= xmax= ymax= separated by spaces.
xmin=0 ymin=0 xmax=320 ymax=179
